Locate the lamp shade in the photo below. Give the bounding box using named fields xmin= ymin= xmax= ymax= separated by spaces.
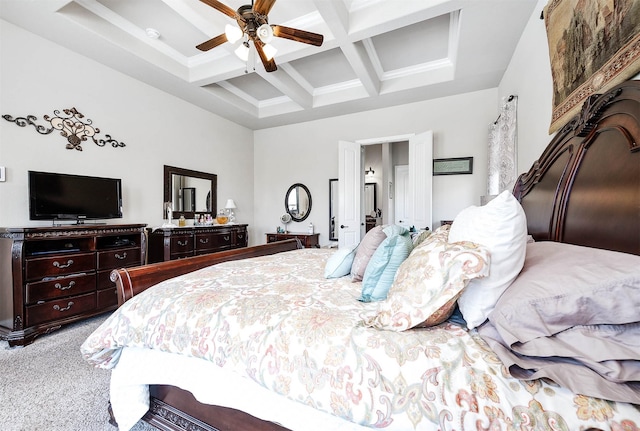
xmin=225 ymin=199 xmax=237 ymax=209
xmin=225 ymin=24 xmax=243 ymax=43
xmin=235 ymin=43 xmax=249 ymax=61
xmin=257 ymin=23 xmax=273 ymax=43
xmin=262 ymin=43 xmax=277 ymax=61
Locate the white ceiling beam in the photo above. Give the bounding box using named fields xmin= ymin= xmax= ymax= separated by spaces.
xmin=312 ymin=0 xmax=380 ymax=97
xmin=161 ymin=0 xmax=220 ymax=36
xmin=255 ymin=67 xmax=313 ymax=109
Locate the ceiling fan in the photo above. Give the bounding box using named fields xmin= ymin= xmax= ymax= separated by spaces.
xmin=196 ymin=0 xmax=324 ymax=72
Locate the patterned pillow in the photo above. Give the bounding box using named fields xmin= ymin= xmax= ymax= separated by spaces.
xmin=363 ymin=226 xmax=490 ymax=331
xmin=350 ymin=225 xmax=387 ymax=281
xmin=410 ymin=229 xmax=432 ymax=247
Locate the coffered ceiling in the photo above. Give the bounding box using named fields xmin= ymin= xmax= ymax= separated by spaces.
xmin=0 ymin=0 xmax=538 ymax=130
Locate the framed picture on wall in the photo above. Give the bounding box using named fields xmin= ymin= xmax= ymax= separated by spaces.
xmin=433 ymin=157 xmax=473 ymax=175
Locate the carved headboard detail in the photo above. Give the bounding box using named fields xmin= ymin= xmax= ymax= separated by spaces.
xmin=513 ymin=80 xmax=640 ymax=255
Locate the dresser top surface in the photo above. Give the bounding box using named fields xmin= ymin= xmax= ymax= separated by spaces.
xmin=1 ymin=224 xmax=147 ymax=237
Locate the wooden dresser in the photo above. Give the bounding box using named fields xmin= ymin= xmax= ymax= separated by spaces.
xmin=147 ymin=224 xmax=248 ymax=263
xmin=0 ymin=224 xmax=146 ymax=347
xmin=266 ymin=232 xmax=319 ymax=248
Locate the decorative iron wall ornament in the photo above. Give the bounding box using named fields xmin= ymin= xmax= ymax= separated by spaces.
xmin=2 ymin=107 xmax=126 ymax=151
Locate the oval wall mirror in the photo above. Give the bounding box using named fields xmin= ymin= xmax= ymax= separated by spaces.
xmin=285 ymin=183 xmax=312 ymax=222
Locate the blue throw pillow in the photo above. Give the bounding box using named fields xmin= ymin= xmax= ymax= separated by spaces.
xmin=324 ymin=246 xmax=357 ymax=278
xmin=360 ymin=225 xmax=413 ymax=302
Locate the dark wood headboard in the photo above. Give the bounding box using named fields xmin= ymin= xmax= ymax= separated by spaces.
xmin=513 ymin=80 xmax=640 ymax=256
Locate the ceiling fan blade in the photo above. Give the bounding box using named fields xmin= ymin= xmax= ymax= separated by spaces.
xmin=199 ymin=0 xmax=237 ymax=19
xmin=272 ymin=25 xmax=323 ymax=46
xmin=254 ymin=41 xmax=278 ymax=72
xmin=196 ymin=33 xmax=228 ymax=51
xmin=253 ymin=0 xmax=276 ymax=16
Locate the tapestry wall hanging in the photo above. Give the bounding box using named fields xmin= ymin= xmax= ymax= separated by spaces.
xmin=2 ymin=107 xmax=126 ymax=151
xmin=544 ymin=0 xmax=640 ymax=133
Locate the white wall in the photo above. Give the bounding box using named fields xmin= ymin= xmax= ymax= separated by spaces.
xmin=1 ymin=1 xmax=564 ymax=250
xmin=499 ymin=0 xmax=640 ymax=175
xmin=254 ymin=88 xmax=498 ymax=247
xmin=0 ymin=21 xmax=255 ymax=241
xmin=253 ymin=1 xmax=571 ymax=248
xmin=499 ymin=0 xmax=554 ymax=173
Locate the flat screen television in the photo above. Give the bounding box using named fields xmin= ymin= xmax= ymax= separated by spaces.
xmin=29 ymin=170 xmax=123 ymax=223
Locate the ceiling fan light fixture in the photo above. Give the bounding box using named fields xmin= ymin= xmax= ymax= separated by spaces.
xmin=235 ymin=41 xmax=250 ymax=61
xmin=257 ymin=23 xmax=273 ymax=43
xmin=262 ymin=43 xmax=277 ymax=61
xmin=224 ymin=24 xmax=243 ymax=43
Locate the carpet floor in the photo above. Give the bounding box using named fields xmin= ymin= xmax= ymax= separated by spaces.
xmin=0 ymin=314 xmax=157 ymax=431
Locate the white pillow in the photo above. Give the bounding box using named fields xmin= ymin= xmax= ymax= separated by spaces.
xmin=324 ymin=246 xmax=357 ymax=278
xmin=448 ymin=190 xmax=527 ymax=328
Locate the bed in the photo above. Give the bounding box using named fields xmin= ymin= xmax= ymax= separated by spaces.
xmin=82 ymin=80 xmax=640 ymax=431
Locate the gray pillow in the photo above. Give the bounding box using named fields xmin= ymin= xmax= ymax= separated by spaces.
xmin=488 ymin=241 xmax=640 ymax=346
xmin=350 ymin=225 xmax=386 ymax=281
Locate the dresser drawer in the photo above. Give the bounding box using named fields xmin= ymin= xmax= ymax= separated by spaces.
xmin=235 ymin=230 xmax=247 ymax=247
xmin=195 ymin=232 xmax=232 ymax=253
xmin=97 ymin=286 xmax=118 ymax=309
xmin=266 ymin=233 xmax=318 ymax=248
xmin=25 ymin=252 xmax=95 ymax=281
xmin=96 ymin=246 xmax=141 ymax=270
xmin=25 ymin=292 xmax=96 ymax=326
xmin=170 ymin=235 xmax=193 ymax=254
xmin=97 ymin=269 xmax=115 ymax=291
xmin=25 ymin=273 xmax=96 ymax=305
xmin=170 ymin=251 xmax=195 ymax=260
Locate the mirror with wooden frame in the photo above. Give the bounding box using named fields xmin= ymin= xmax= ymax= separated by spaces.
xmin=364 ymin=182 xmax=377 ymax=216
xmin=285 ymin=183 xmax=312 ymax=222
xmin=329 ymin=178 xmax=338 ymax=241
xmin=163 ymin=165 xmax=217 ymax=220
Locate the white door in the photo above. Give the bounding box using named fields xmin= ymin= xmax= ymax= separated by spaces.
xmin=338 ymin=140 xmax=363 ymax=249
xmin=409 ymin=131 xmax=433 ymax=231
xmin=394 ymin=165 xmax=410 ymax=228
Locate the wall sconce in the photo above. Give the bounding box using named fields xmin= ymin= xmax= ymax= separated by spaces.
xmin=365 ymin=167 xmax=375 ymax=176
xmin=225 ymin=199 xmax=237 ymax=223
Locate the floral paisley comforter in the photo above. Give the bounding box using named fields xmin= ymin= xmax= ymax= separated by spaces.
xmin=82 ymin=248 xmax=639 ymax=430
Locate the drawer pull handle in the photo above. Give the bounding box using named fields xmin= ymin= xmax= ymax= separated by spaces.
xmin=199 ymin=238 xmax=209 ymax=244
xmin=53 ymin=301 xmax=74 ymax=312
xmin=223 ymin=236 xmax=230 ymax=241
xmin=115 ymin=252 xmax=127 ymax=260
xmin=53 ymin=259 xmax=74 ymax=269
xmin=238 ymin=234 xmax=244 ymax=239
xmin=177 ymin=240 xmax=188 ymax=246
xmin=54 ymin=280 xmax=75 ymax=291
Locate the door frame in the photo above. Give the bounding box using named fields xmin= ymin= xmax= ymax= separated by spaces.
xmin=338 ymin=132 xmax=432 ymax=247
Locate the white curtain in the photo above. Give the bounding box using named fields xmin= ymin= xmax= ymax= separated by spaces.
xmin=487 ymin=95 xmax=518 ymax=196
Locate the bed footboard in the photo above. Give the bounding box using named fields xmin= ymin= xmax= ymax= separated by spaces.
xmin=111 ymin=239 xmax=299 ymax=305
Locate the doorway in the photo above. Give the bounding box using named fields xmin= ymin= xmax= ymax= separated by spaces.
xmin=337 ymin=132 xmax=433 ymax=249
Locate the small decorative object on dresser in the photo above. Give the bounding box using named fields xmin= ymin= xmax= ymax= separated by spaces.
xmin=215 ymin=210 xmax=228 ymax=225
xmin=224 ymin=199 xmax=237 ymax=223
xmin=0 ymin=223 xmax=146 ymax=346
xmin=147 ymin=224 xmax=248 ymax=263
xmin=266 ymin=232 xmax=319 ymax=248
xmin=280 ymin=213 xmax=292 ymax=233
